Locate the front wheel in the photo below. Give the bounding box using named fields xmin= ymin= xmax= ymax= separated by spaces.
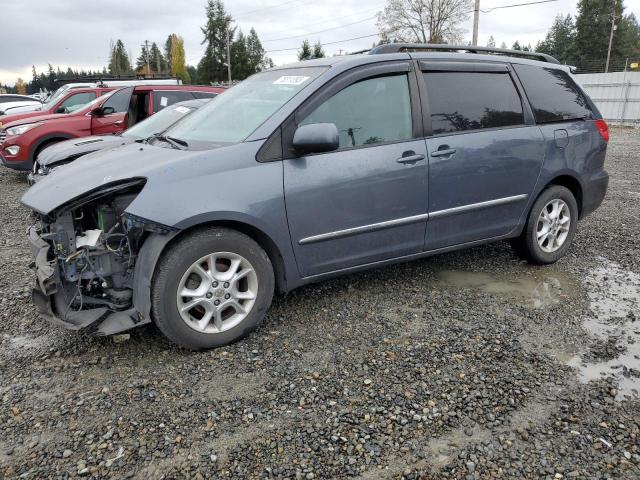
xmin=151 ymin=227 xmax=274 ymax=350
xmin=511 ymin=185 xmax=578 ymax=265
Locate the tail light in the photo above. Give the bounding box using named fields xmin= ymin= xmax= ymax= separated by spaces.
xmin=594 ymin=119 xmax=609 ymax=142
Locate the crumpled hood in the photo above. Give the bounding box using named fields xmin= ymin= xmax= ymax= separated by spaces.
xmin=21 ymin=141 xmax=235 ymax=215
xmin=37 ymin=135 xmax=136 ymax=167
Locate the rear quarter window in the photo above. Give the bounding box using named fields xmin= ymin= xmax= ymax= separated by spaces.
xmin=152 ymin=91 xmax=196 ymax=113
xmin=513 ymin=64 xmax=593 ymax=123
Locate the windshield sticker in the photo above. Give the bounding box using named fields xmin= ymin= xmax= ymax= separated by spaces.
xmin=160 ymin=96 xmax=168 ymax=107
xmin=273 ymin=76 xmax=309 ymax=86
xmin=174 ymin=106 xmax=191 ymax=114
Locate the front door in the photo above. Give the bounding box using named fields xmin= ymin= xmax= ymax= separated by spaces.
xmin=283 ymin=64 xmax=429 ymax=277
xmin=420 ymin=64 xmax=545 ymax=250
xmin=91 ymin=87 xmax=132 ymax=136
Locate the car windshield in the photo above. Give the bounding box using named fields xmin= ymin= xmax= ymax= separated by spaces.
xmin=162 ymin=67 xmax=326 ymax=146
xmin=40 ymin=86 xmax=71 ymax=111
xmin=124 ymin=103 xmax=198 ymax=139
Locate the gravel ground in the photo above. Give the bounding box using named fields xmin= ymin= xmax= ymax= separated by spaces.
xmin=1 ymin=128 xmax=639 ymax=479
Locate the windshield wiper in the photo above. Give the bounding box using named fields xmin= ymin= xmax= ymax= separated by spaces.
xmin=149 ymin=134 xmax=189 ymax=150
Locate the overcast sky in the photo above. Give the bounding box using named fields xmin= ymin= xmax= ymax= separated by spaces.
xmin=1 ymin=0 xmax=638 ymax=86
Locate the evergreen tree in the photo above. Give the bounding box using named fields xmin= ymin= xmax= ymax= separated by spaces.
xmin=512 ymin=41 xmax=522 ymax=51
xmin=500 ymin=41 xmax=508 ymax=49
xmin=150 ymin=42 xmax=167 ymax=73
xmin=186 ymin=65 xmax=198 ymax=83
xmin=486 ymin=35 xmax=496 ymax=47
xmin=198 ymin=0 xmax=233 ymax=84
xmin=108 ymin=39 xmax=133 ymax=75
xmin=536 ymin=14 xmax=576 ymax=64
xmin=574 ymin=0 xmax=640 ymax=68
xmin=312 ymin=41 xmax=325 ymax=58
xmin=136 ymin=43 xmax=151 ymax=73
xmin=164 ymin=35 xmax=175 ymax=72
xmin=230 ymin=31 xmax=251 ymax=80
xmin=246 ymin=28 xmax=270 ymax=72
xmin=298 ymin=40 xmax=313 ymax=60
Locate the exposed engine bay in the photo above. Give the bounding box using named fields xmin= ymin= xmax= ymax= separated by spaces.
xmin=27 ymin=180 xmax=172 ymax=334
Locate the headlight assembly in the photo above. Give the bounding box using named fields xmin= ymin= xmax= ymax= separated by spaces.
xmin=6 ymin=122 xmax=43 ymax=136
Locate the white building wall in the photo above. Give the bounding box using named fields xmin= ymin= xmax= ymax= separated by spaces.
xmin=574 ymin=71 xmax=640 ymax=125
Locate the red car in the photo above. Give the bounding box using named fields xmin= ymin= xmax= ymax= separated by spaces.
xmin=0 ymin=86 xmax=115 ymax=123
xmin=0 ymin=85 xmax=224 ymax=170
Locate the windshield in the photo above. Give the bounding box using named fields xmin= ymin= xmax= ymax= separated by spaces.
xmin=163 ymin=67 xmax=326 ymax=146
xmin=40 ymin=85 xmax=71 ymax=111
xmin=124 ymin=103 xmax=197 ymax=139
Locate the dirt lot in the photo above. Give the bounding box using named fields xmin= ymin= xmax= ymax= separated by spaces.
xmin=1 ymin=128 xmax=639 ymax=479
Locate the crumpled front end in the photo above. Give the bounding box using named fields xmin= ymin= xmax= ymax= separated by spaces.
xmin=26 ymin=180 xmax=165 ymax=335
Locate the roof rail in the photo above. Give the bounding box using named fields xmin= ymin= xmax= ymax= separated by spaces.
xmin=369 ymin=43 xmax=560 ymax=64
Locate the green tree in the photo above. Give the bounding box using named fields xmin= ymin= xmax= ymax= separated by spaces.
xmin=536 ymin=14 xmax=576 ymax=64
xmin=486 ymin=35 xmax=496 ymax=47
xmin=150 ymin=42 xmax=167 ymax=73
xmin=511 ymin=41 xmax=522 ymax=51
xmin=231 ymin=30 xmax=251 ymax=80
xmin=312 ymin=41 xmax=325 ymax=58
xmin=136 ymin=43 xmax=151 ymax=73
xmin=574 ymin=0 xmax=640 ymax=68
xmin=298 ymin=39 xmax=313 ymax=60
xmin=246 ymin=28 xmax=270 ymax=72
xmin=198 ymin=0 xmax=233 ymax=84
xmin=108 ymin=39 xmax=133 ymax=76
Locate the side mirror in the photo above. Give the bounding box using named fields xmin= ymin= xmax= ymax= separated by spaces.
xmin=55 ymin=106 xmax=66 ymax=114
xmin=91 ymin=106 xmax=115 ymax=116
xmin=293 ymin=123 xmax=339 ymax=155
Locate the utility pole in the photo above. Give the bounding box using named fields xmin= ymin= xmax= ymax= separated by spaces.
xmin=605 ymin=6 xmax=617 ymax=73
xmin=226 ymin=30 xmax=232 ymax=84
xmin=472 ymin=0 xmax=480 ymax=46
xmin=143 ymin=40 xmax=151 ymax=75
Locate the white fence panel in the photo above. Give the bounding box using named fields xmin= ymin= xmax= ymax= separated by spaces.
xmin=575 ymin=72 xmax=640 ymax=125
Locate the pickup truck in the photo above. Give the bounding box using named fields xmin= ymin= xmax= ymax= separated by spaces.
xmin=0 ymin=84 xmax=224 ymax=170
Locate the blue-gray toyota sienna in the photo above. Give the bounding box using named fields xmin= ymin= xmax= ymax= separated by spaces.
xmin=22 ymin=44 xmax=609 ymax=350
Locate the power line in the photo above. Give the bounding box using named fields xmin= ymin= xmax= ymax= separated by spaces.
xmin=265 ymin=33 xmax=381 ymax=53
xmin=234 ymin=0 xmax=315 ymax=17
xmin=263 ymin=16 xmax=377 ymax=43
xmin=479 ymin=0 xmax=559 ymax=13
xmin=261 ymin=6 xmax=384 ymax=40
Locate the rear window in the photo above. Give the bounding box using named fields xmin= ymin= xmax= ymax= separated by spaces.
xmin=192 ymin=91 xmax=218 ymax=99
xmin=424 ymin=72 xmax=524 ymax=135
xmin=514 ymin=64 xmax=593 ymax=123
xmin=152 ymin=91 xmax=195 ymax=113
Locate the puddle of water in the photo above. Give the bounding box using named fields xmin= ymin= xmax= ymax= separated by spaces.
xmin=568 ymin=258 xmax=640 ymax=399
xmin=436 ymin=269 xmax=577 ymax=309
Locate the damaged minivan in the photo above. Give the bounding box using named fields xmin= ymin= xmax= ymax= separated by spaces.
xmin=22 ymin=44 xmax=609 ymax=349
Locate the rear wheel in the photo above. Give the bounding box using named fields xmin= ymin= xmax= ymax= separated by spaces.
xmin=152 ymin=227 xmax=274 ymax=350
xmin=511 ymin=185 xmax=578 ymax=264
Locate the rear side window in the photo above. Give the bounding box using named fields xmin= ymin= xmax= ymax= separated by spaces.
xmin=300 ymin=74 xmax=413 ymax=149
xmin=152 ymin=91 xmax=195 ymax=113
xmin=514 ymin=64 xmax=593 ymax=123
xmin=424 ymin=72 xmax=524 ymax=135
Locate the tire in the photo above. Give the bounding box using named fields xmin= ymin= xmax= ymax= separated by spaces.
xmin=151 ymin=227 xmax=274 ymax=350
xmin=511 ymin=185 xmax=578 ymax=265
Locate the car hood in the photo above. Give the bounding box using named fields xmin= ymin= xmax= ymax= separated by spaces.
xmin=37 ymin=135 xmax=136 ymax=167
xmin=2 ymin=112 xmax=66 ymax=128
xmin=22 ymin=141 xmax=236 ymax=215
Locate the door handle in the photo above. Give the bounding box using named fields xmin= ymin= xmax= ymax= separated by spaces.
xmin=431 ymin=148 xmax=456 ymax=158
xmin=114 ymin=120 xmax=124 ymax=125
xmin=396 ymin=153 xmax=425 ymax=164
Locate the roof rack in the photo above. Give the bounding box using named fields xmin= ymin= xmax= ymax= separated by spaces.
xmin=369 ymin=43 xmax=560 ymax=64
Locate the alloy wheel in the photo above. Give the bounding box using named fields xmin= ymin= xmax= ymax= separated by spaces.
xmin=536 ymin=199 xmax=571 ymax=253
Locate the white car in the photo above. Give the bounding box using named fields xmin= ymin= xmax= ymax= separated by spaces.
xmin=0 ymin=95 xmax=42 ymax=115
